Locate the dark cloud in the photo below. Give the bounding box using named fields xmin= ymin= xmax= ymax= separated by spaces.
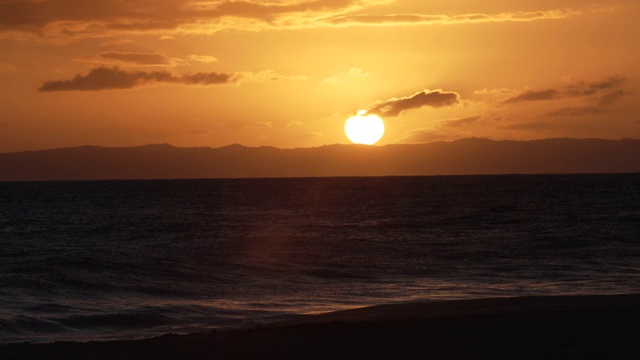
xmin=38 ymin=66 xmax=237 ymax=92
xmin=1 ymin=0 xmax=572 ymax=39
xmin=597 ymin=89 xmax=626 ymax=107
xmin=368 ymin=89 xmax=460 ymax=117
xmin=504 ymin=89 xmax=559 ymax=103
xmin=546 ymin=107 xmax=604 ymax=117
xmin=441 ymin=116 xmax=482 ymax=128
xmin=504 ymin=76 xmax=625 ymax=105
xmin=99 ymin=52 xmax=171 ymax=65
xmin=0 ymin=0 xmax=359 ymax=37
xmin=544 ymin=87 xmax=626 ymax=117
xmin=565 ymin=76 xmax=625 ymax=96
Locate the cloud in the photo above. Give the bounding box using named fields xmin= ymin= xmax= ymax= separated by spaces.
xmin=565 ymin=76 xmax=625 ymax=96
xmin=597 ymin=89 xmax=626 ymax=107
xmin=244 ymin=122 xmax=273 ymax=129
xmin=474 ymin=88 xmax=514 ymax=95
xmin=186 ymin=55 xmax=219 ymax=64
xmin=0 ymin=1 xmax=584 ymax=40
xmin=99 ymin=39 xmax=135 ymax=47
xmin=38 ymin=66 xmax=238 ymax=91
xmin=504 ymin=76 xmax=625 ymax=104
xmin=37 ymin=66 xmax=304 ymax=91
xmin=538 ymin=79 xmax=627 ymax=117
xmin=321 ymin=67 xmax=368 ymax=84
xmin=546 ymin=107 xmax=604 ymax=117
xmin=440 ymin=116 xmax=482 ymax=128
xmin=504 ymin=89 xmax=559 ymax=103
xmin=0 ymin=0 xmax=364 ymax=39
xmin=81 ymin=52 xmax=220 ymax=67
xmin=327 ymin=9 xmax=577 ymax=27
xmin=286 ymin=121 xmax=304 ymax=127
xmin=99 ymin=52 xmax=172 ymax=65
xmin=367 ymin=89 xmax=460 ymax=117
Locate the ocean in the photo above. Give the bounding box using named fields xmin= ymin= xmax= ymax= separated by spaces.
xmin=1 ymin=174 xmax=639 ymax=344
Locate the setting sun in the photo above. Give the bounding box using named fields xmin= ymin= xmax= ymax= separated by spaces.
xmin=345 ymin=111 xmax=385 ymax=145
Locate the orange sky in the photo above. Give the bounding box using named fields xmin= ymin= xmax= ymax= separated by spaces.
xmin=1 ymin=0 xmax=639 ymax=153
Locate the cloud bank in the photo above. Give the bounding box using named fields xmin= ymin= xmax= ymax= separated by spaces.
xmin=0 ymin=0 xmax=583 ymax=40
xmin=0 ymin=0 xmax=362 ymax=38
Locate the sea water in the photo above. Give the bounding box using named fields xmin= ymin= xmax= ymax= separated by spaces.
xmin=1 ymin=174 xmax=639 ymax=343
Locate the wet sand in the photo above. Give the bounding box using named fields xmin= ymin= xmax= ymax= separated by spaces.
xmin=3 ymin=294 xmax=640 ymax=359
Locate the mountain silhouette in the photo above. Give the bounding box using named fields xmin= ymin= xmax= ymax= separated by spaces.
xmin=1 ymin=138 xmax=639 ymax=181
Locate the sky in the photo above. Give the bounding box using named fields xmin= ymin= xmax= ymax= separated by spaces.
xmin=1 ymin=0 xmax=639 ymax=153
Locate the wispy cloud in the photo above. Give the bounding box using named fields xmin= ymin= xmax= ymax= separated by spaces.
xmin=321 ymin=67 xmax=368 ymax=84
xmin=367 ymin=89 xmax=460 ymax=117
xmin=440 ymin=116 xmax=482 ymax=128
xmin=99 ymin=52 xmax=172 ymax=65
xmin=0 ymin=0 xmax=363 ymax=39
xmin=37 ymin=66 xmax=305 ymax=91
xmin=504 ymin=76 xmax=625 ymax=104
xmin=0 ymin=0 xmax=585 ymax=41
xmin=564 ymin=76 xmax=625 ymax=96
xmin=38 ymin=66 xmax=239 ymax=91
xmin=241 ymin=69 xmax=307 ymax=83
xmin=79 ymin=52 xmax=221 ymax=67
xmin=546 ymin=107 xmax=604 ymax=117
xmin=244 ymin=122 xmax=273 ymax=129
xmin=327 ymin=9 xmax=577 ymax=27
xmin=596 ymin=89 xmax=626 ymax=107
xmin=544 ymin=89 xmax=626 ymax=118
xmin=474 ymin=88 xmax=514 ymax=96
xmin=501 ymin=77 xmax=630 ymax=118
xmin=504 ymin=89 xmax=559 ymax=103
xmin=186 ymin=55 xmax=219 ymax=64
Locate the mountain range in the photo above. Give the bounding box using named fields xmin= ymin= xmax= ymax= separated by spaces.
xmin=1 ymin=138 xmax=639 ymax=181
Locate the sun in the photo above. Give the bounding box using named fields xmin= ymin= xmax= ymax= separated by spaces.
xmin=345 ymin=110 xmax=385 ymax=145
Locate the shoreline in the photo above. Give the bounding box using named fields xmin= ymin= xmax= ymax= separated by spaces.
xmin=3 ymin=293 xmax=640 ymax=359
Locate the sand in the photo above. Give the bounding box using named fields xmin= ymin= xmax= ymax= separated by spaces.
xmin=2 ymin=293 xmax=640 ymax=359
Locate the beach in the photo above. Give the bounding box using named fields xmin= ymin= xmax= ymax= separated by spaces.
xmin=3 ymin=293 xmax=640 ymax=359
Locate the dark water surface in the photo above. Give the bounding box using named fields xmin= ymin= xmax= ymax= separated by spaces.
xmin=1 ymin=174 xmax=639 ymax=343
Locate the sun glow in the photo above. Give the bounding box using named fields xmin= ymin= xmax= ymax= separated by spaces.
xmin=345 ymin=111 xmax=385 ymax=145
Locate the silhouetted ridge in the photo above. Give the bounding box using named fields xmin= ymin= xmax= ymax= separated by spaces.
xmin=1 ymin=138 xmax=639 ymax=181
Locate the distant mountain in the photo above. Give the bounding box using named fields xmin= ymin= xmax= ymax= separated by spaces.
xmin=1 ymin=138 xmax=639 ymax=181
